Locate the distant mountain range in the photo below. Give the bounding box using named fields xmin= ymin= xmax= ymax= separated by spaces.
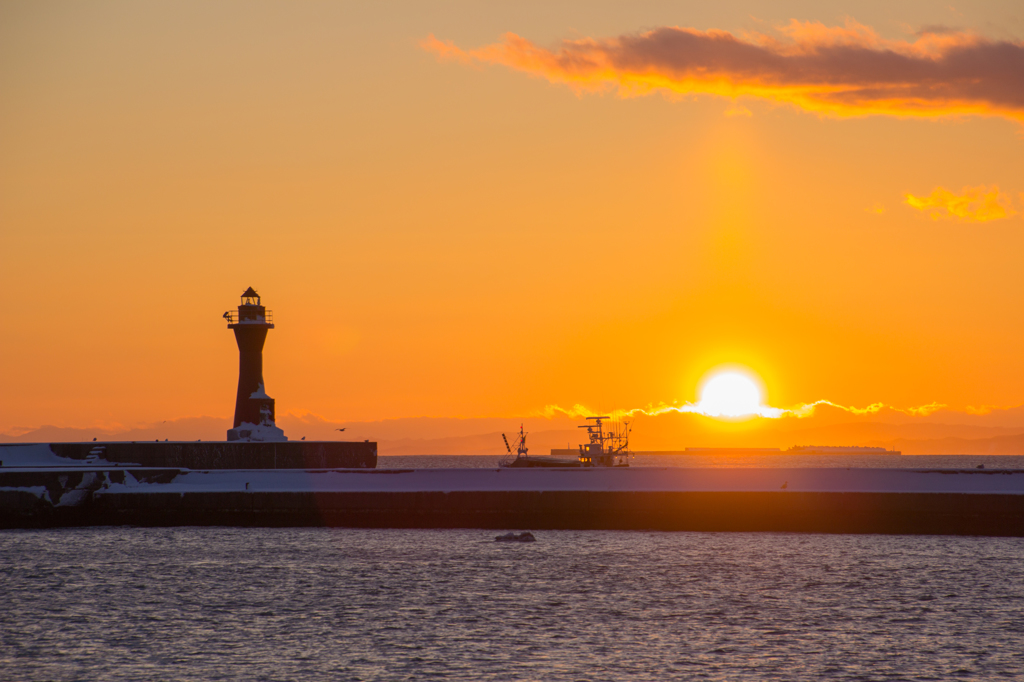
xmin=4 ymin=403 xmax=1024 ymax=456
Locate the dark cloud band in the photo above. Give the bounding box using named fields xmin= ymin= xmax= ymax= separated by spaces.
xmin=424 ymin=20 xmax=1024 ymax=121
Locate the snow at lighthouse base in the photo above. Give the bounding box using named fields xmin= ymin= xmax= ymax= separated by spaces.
xmin=226 ymin=422 xmax=287 ymax=442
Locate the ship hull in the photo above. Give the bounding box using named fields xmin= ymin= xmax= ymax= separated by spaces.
xmin=504 ymin=456 xmax=581 ymax=468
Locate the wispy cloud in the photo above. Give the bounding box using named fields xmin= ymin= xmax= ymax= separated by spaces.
xmin=422 ymin=19 xmax=1024 ymax=122
xmin=788 ymin=400 xmax=947 ymax=417
xmin=905 ymin=185 xmax=1018 ymax=221
xmin=541 ymin=399 xmax=947 ymax=421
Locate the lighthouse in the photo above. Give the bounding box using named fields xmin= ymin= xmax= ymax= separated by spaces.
xmin=224 ymin=288 xmax=287 ymax=442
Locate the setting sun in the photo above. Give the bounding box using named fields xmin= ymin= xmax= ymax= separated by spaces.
xmin=698 ymin=372 xmax=764 ymax=418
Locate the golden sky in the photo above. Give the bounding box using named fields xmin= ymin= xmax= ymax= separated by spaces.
xmin=2 ymin=1 xmax=1023 ymax=443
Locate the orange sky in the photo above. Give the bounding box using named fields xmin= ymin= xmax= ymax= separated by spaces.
xmin=2 ymin=1 xmax=1024 ymax=447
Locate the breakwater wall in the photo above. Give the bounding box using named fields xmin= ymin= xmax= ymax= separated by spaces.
xmin=0 ymin=441 xmax=377 ymax=470
xmin=3 ymin=467 xmax=1024 ymax=535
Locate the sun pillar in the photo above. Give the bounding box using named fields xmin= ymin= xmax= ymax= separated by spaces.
xmin=225 ymin=287 xmax=287 ymax=442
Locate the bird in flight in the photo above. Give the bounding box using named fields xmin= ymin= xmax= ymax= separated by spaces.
xmin=336 ymin=428 xmax=346 ymax=432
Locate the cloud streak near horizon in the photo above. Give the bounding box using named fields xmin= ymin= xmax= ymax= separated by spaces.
xmin=423 ymin=20 xmax=1024 ymax=122
xmin=542 ymin=399 xmax=948 ymax=421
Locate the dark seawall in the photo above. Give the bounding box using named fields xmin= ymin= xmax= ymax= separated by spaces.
xmin=0 ymin=441 xmax=377 ymax=469
xmin=3 ymin=467 xmax=1024 ymax=536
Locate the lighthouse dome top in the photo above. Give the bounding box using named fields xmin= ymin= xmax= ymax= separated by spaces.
xmin=240 ymin=287 xmax=261 ymax=306
xmin=225 ymin=287 xmax=273 ymax=327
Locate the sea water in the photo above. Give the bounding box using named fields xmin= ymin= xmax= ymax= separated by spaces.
xmin=2 ymin=527 xmax=1023 ymax=680
xmin=379 ymin=453 xmax=1024 ymax=469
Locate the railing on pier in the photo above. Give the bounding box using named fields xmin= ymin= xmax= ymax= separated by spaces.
xmin=224 ymin=310 xmax=274 ymax=324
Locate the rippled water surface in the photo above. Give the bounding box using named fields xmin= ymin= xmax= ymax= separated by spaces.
xmin=2 ymin=528 xmax=1024 ymax=680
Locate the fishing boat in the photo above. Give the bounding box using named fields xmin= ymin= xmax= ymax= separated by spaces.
xmin=499 ymin=416 xmax=632 ymax=468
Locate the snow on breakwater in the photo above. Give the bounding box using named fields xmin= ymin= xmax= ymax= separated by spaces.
xmin=0 ymin=443 xmax=119 ymax=467
xmin=94 ymin=466 xmax=1024 ymax=495
xmin=0 ymin=440 xmax=377 ymax=469
xmin=5 ymin=466 xmax=1024 ymax=496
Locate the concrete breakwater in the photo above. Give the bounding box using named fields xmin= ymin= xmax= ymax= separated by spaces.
xmin=0 ymin=441 xmax=377 ymax=470
xmin=3 ymin=467 xmax=1024 ymax=535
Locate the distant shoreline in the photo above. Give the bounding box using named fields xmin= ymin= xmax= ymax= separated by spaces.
xmin=552 ymin=449 xmax=907 ymax=456
xmin=630 ymin=451 xmax=898 ymax=456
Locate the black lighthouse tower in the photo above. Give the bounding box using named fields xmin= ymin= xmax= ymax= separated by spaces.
xmin=225 ymin=288 xmax=286 ymax=442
